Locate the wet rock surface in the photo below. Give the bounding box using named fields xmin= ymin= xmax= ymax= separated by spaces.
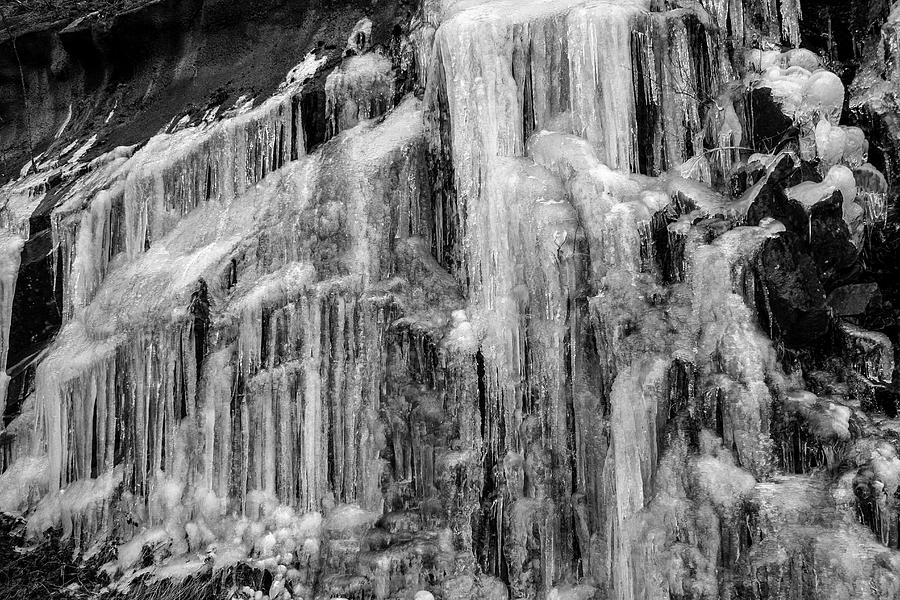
xmin=757 ymin=231 xmax=831 ymax=346
xmin=828 ymin=282 xmax=881 ymax=316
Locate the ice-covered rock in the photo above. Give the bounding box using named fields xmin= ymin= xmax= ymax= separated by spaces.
xmin=2 ymin=1 xmax=899 ymax=598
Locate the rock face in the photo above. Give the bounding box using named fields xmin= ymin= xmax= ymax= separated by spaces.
xmin=756 ymin=231 xmax=831 ymax=346
xmin=0 ymin=0 xmax=899 ymax=599
xmin=0 ymin=0 xmax=417 ymax=180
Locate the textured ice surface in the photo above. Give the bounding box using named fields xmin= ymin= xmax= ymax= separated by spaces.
xmin=325 ymin=53 xmax=395 ymax=139
xmin=32 ymin=96 xmax=427 ymax=517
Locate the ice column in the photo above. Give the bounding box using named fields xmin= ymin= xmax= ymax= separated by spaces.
xmin=0 ymin=233 xmax=24 ymax=419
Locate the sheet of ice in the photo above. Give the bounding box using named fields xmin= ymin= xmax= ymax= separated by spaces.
xmin=0 ymin=455 xmax=50 ymax=514
xmin=692 ymin=451 xmax=756 ymax=510
xmin=782 ymin=390 xmax=852 ymax=442
xmin=325 ymin=53 xmax=395 ymax=140
xmin=608 ymin=359 xmax=669 ymax=600
xmin=27 ymin=466 xmax=123 ymax=547
xmin=689 ymin=226 xmax=784 ymax=476
xmin=41 ymin=52 xmax=326 ymax=323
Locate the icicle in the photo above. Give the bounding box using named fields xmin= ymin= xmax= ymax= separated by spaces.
xmin=606 ymin=360 xmax=668 ymax=600
xmin=778 ymin=0 xmax=802 ymax=48
xmin=0 ymin=233 xmax=23 ymax=418
xmin=66 ymin=186 xmax=119 ymax=318
xmin=567 ymin=4 xmax=641 ymax=169
xmin=853 ymin=162 xmax=889 ymax=242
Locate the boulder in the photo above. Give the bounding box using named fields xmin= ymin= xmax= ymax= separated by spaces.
xmin=826 ymin=283 xmax=880 ymax=316
xmin=749 ymin=87 xmax=796 ymax=152
xmin=757 ymin=232 xmax=830 ymax=346
xmin=809 ymin=191 xmax=861 ymax=290
xmin=746 ymin=182 xmax=808 ymax=235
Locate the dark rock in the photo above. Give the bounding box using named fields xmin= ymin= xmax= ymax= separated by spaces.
xmin=809 ymin=191 xmax=861 ymax=290
xmin=859 ymin=296 xmax=899 ymax=335
xmin=188 ymin=278 xmax=211 ymax=397
xmin=850 ymin=88 xmax=900 ymax=188
xmin=729 ymin=160 xmax=766 ymax=197
xmin=756 ymin=231 xmax=830 ymax=346
xmin=744 ymin=153 xmax=810 ymax=233
xmin=301 ymin=88 xmax=328 ymax=153
xmin=799 ymin=159 xmax=824 ymax=183
xmin=847 ymin=369 xmax=880 ymax=413
xmin=806 ymin=369 xmax=851 ymax=398
xmin=874 ymin=382 xmax=900 ymax=417
xmin=827 ymin=282 xmax=880 ymax=316
xmin=695 ymin=217 xmax=733 ymax=242
xmin=770 ymin=152 xmax=804 ymax=186
xmin=800 ymin=0 xmax=891 ymax=66
xmin=748 ymin=87 xmax=796 ymax=153
xmin=5 ymin=225 xmax=60 ymax=424
xmin=746 ymin=181 xmax=808 ymax=234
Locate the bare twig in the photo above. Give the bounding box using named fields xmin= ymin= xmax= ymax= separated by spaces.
xmin=697 ymin=145 xmax=756 ymax=156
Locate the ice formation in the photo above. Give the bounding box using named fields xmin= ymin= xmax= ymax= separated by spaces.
xmin=1 ymin=0 xmax=899 ymax=598
xmin=325 ymin=54 xmax=395 ymax=140
xmin=0 ymin=233 xmax=23 ymax=416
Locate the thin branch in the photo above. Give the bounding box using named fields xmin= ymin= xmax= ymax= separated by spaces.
xmin=697 ymin=145 xmax=756 ymax=156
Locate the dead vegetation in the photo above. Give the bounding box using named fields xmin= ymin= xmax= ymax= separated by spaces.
xmin=0 ymin=513 xmax=114 ymax=599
